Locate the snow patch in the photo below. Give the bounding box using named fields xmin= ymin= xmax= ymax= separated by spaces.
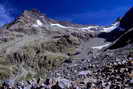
xmin=51 ymin=23 xmax=95 ymax=32
xmin=100 ymin=22 xmax=120 ymax=33
xmin=81 ymin=26 xmax=99 ymax=30
xmin=32 ymin=20 xmax=43 ymax=27
xmin=92 ymin=43 xmax=111 ymax=50
xmin=51 ymin=24 xmax=71 ymax=28
xmin=79 ymin=26 xmax=99 ymax=32
xmin=79 ymin=28 xmax=95 ymax=32
xmin=37 ymin=20 xmax=43 ymax=26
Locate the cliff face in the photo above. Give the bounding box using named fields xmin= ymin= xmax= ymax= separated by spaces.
xmin=98 ymin=7 xmax=133 ymax=42
xmin=107 ymin=28 xmax=133 ymax=49
xmin=107 ymin=7 xmax=133 ymax=49
xmin=120 ymin=7 xmax=133 ymax=30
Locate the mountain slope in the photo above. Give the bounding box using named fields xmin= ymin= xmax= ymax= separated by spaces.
xmin=0 ymin=10 xmax=97 ymax=80
xmin=0 ymin=8 xmax=132 ymax=89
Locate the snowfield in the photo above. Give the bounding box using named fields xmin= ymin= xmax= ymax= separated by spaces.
xmin=100 ymin=22 xmax=120 ymax=33
xmin=50 ymin=24 xmax=72 ymax=28
xmin=91 ymin=43 xmax=111 ymax=50
xmin=80 ymin=26 xmax=99 ymax=30
xmin=50 ymin=22 xmax=120 ymax=33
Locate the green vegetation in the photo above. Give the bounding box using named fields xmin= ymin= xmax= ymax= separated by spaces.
xmin=0 ymin=65 xmax=11 ymax=80
xmin=0 ymin=34 xmax=80 ymax=79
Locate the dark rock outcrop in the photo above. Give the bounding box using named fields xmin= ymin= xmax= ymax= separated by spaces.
xmin=108 ymin=28 xmax=133 ymax=49
xmin=98 ymin=7 xmax=133 ymax=42
xmin=120 ymin=7 xmax=133 ymax=30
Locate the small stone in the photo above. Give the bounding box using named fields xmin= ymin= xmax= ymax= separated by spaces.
xmin=86 ymin=82 xmax=92 ymax=89
xmin=129 ymin=73 xmax=133 ymax=78
xmin=122 ymin=60 xmax=126 ymax=64
xmin=57 ymin=78 xmax=71 ymax=89
xmin=64 ymin=59 xmax=72 ymax=64
xmin=120 ymin=68 xmax=125 ymax=73
xmin=114 ymin=62 xmax=117 ymax=65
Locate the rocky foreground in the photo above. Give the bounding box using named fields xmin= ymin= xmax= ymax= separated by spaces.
xmin=0 ymin=46 xmax=133 ymax=89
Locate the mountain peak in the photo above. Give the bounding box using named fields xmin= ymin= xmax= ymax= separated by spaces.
xmin=4 ymin=9 xmax=51 ymax=30
xmin=22 ymin=9 xmax=45 ymax=18
xmin=17 ymin=9 xmax=49 ymax=24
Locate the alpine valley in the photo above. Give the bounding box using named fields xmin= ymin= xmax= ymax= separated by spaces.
xmin=0 ymin=7 xmax=133 ymax=89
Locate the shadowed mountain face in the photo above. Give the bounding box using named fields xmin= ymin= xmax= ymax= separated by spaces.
xmin=98 ymin=7 xmax=133 ymax=42
xmin=0 ymin=8 xmax=132 ymax=89
xmin=120 ymin=7 xmax=133 ymax=30
xmin=108 ymin=28 xmax=133 ymax=49
xmin=106 ymin=7 xmax=133 ymax=49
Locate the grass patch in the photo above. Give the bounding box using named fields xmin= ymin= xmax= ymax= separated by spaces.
xmin=38 ymin=52 xmax=69 ymax=70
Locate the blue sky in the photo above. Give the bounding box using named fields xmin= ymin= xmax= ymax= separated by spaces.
xmin=0 ymin=0 xmax=133 ymax=26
